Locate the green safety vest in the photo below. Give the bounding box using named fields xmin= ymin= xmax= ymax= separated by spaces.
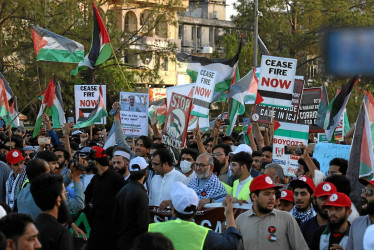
xmin=149 ymin=220 xmax=210 ymax=250
xmin=221 ymin=181 xmax=233 ymax=195
xmin=232 ymin=177 xmax=252 ymax=201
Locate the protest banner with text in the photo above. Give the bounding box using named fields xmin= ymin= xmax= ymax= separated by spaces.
xmin=297 ymin=87 xmax=323 ymax=132
xmin=166 ymin=83 xmax=209 ymax=130
xmin=162 ymin=93 xmax=192 ymax=150
xmin=120 ymin=92 xmax=149 ymax=136
xmin=257 ymin=56 xmax=297 ymax=108
xmin=313 ymin=143 xmax=351 ymax=174
xmin=272 ymin=122 xmax=309 ymax=177
xmin=252 ymin=79 xmax=304 ymax=124
xmin=191 ymin=69 xmax=217 ymax=118
xmin=74 ymin=85 xmax=106 ymax=124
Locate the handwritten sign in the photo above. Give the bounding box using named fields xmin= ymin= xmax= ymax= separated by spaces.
xmin=191 ymin=69 xmax=217 ymax=118
xmin=257 ymin=56 xmax=297 ymax=108
xmin=313 ymin=143 xmax=351 ymax=175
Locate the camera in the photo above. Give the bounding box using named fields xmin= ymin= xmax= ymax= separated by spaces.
xmin=68 ymin=158 xmax=87 ymax=171
xmin=284 ymin=146 xmax=304 ymax=155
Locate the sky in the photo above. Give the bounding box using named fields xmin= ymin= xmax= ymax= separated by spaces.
xmin=226 ymin=0 xmax=238 ymax=21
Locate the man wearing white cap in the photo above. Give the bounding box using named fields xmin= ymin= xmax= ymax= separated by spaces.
xmin=112 ymin=146 xmax=131 ymax=181
xmin=113 ymin=157 xmax=149 ymax=250
xmin=149 ymin=182 xmax=242 ymax=250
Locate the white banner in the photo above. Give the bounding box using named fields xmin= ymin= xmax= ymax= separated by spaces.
xmin=257 ymin=56 xmax=297 ymax=108
xmin=166 ymin=84 xmax=209 ymax=130
xmin=74 ymin=85 xmax=106 ymax=125
xmin=272 ymin=122 xmax=309 ymax=177
xmin=191 ymin=69 xmax=217 ymax=118
xmin=120 ymin=92 xmax=149 ymax=137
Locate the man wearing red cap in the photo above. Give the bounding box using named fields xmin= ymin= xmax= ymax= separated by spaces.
xmin=278 ymin=190 xmax=294 ymax=212
xmin=289 ymin=175 xmax=316 ymax=225
xmin=85 ymin=146 xmax=126 ymax=250
xmin=311 ymin=192 xmax=352 ymax=250
xmin=346 ymin=177 xmax=374 ymax=250
xmin=235 ymin=175 xmax=308 ymax=249
xmin=5 ymin=149 xmax=27 ymax=210
xmin=300 ymin=181 xmax=337 ymax=249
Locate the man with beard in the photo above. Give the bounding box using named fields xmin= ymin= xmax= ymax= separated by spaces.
xmin=85 ymin=146 xmax=125 ymax=250
xmin=30 ymin=173 xmax=73 ymax=250
xmin=311 ymin=192 xmax=352 ymax=250
xmin=300 ymin=181 xmax=337 ymax=249
xmin=235 ymin=175 xmax=308 ymax=250
xmin=346 ymin=177 xmax=374 ymax=250
xmin=113 ymin=157 xmax=149 ymax=250
xmin=112 ymin=146 xmax=131 ymax=182
xmin=23 ymin=146 xmax=37 ymax=163
xmin=229 ymin=151 xmax=253 ymax=204
xmin=34 ymin=150 xmax=59 ymax=174
xmin=188 ymin=153 xmax=227 ymax=209
xmin=212 ymin=144 xmax=232 ymax=186
xmin=289 ymin=175 xmax=316 ymax=225
xmin=53 ymin=147 xmax=70 ymax=174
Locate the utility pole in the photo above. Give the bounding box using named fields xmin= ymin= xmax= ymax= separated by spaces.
xmin=253 ymin=0 xmax=258 ymax=67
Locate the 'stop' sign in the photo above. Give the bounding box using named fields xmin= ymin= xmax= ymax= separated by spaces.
xmin=257 ymin=55 xmax=297 ymax=108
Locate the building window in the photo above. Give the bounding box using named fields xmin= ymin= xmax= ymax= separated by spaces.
xmin=124 ymin=11 xmax=137 ymax=32
xmin=163 ymin=58 xmax=168 ymax=71
xmin=192 ymin=26 xmax=195 ymax=40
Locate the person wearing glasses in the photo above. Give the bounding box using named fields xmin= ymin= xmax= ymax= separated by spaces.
xmin=188 ymin=153 xmax=227 ymax=210
xmin=346 ymin=177 xmax=374 ymax=250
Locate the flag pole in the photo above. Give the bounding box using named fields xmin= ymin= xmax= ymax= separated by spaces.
xmin=35 ymin=61 xmax=42 ymax=93
xmin=90 ymin=125 xmax=93 ymax=140
xmin=110 ymin=43 xmax=131 ymax=91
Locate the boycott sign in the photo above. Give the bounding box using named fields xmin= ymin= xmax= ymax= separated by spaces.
xmin=149 ymin=206 xmax=248 ymax=233
xmin=272 ymin=122 xmax=309 ymax=177
xmin=74 ymin=85 xmax=106 ymax=124
xmin=297 ymin=88 xmax=323 ymax=132
xmin=257 ymin=56 xmax=297 ymax=108
xmin=167 ymin=83 xmax=209 ymax=130
xmin=191 ymin=69 xmax=217 ymax=118
xmin=162 ymin=93 xmax=192 ymax=150
xmin=252 ymin=79 xmax=304 ymax=124
xmin=120 ymin=92 xmax=149 ymax=136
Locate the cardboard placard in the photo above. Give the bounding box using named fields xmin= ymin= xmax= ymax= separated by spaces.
xmin=120 ymin=92 xmax=149 ymax=136
xmin=162 ymin=93 xmax=192 ymax=150
xmin=313 ymin=143 xmax=351 ymax=175
xmin=297 ymin=88 xmax=323 ymax=132
xmin=74 ymin=85 xmax=106 ymax=124
xmin=191 ymin=69 xmax=217 ymax=118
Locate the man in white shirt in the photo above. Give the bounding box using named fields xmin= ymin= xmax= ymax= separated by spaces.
xmin=149 ymin=148 xmax=187 ymax=208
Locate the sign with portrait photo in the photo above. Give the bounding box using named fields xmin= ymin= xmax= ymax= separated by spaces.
xmin=120 ymin=92 xmax=149 ymax=136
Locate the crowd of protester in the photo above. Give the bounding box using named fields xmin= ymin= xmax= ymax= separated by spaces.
xmin=0 ymin=102 xmax=373 ymax=250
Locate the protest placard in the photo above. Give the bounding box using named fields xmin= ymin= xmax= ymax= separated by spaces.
xmin=166 ymin=83 xmax=209 ymax=130
xmin=257 ymin=55 xmax=297 ymax=108
xmin=297 ymin=87 xmax=323 ymax=132
xmin=119 ymin=92 xmax=149 ymax=136
xmin=149 ymin=206 xmax=248 ymax=233
xmin=252 ymin=79 xmax=303 ymax=124
xmin=74 ymin=85 xmax=106 ymax=124
xmin=272 ymin=122 xmax=309 ymax=177
xmin=162 ymin=93 xmax=192 ymax=150
xmin=191 ymin=69 xmax=217 ymax=118
xmin=313 ymin=142 xmax=351 ymax=174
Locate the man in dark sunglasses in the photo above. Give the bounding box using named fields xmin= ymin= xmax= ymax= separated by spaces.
xmin=346 ymin=177 xmax=374 ymax=249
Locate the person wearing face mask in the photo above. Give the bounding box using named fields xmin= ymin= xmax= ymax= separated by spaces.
xmin=179 ymin=148 xmax=198 ymax=184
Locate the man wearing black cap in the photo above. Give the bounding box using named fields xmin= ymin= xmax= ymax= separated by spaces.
xmin=149 ymin=182 xmax=242 ymax=249
xmin=235 ymin=175 xmax=308 ymax=250
xmin=346 ymin=177 xmax=374 ymax=250
xmin=85 ymin=146 xmax=125 ymax=250
xmin=113 ymin=157 xmax=149 ymax=250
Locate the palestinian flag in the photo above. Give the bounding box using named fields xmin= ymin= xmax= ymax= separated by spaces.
xmin=358 ymin=91 xmax=374 ymax=179
xmin=31 ymin=25 xmax=84 ymax=63
xmin=176 ymin=40 xmax=242 ymax=102
xmin=0 ymin=78 xmax=10 ymax=120
xmin=225 ymin=66 xmax=240 ymax=136
xmin=74 ymin=85 xmax=107 ymax=128
xmin=258 ymin=35 xmax=270 ymax=56
xmin=0 ymin=73 xmax=14 ymax=100
xmin=316 ymin=83 xmax=329 ymax=129
xmin=71 ymin=1 xmax=111 ymax=75
xmin=3 ymin=96 xmax=20 ymax=127
xmin=33 ymin=76 xmax=66 ymax=137
xmin=323 ymin=76 xmax=359 ymax=141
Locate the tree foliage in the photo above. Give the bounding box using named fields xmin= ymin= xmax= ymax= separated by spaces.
xmin=0 ymin=0 xmax=181 ymax=124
